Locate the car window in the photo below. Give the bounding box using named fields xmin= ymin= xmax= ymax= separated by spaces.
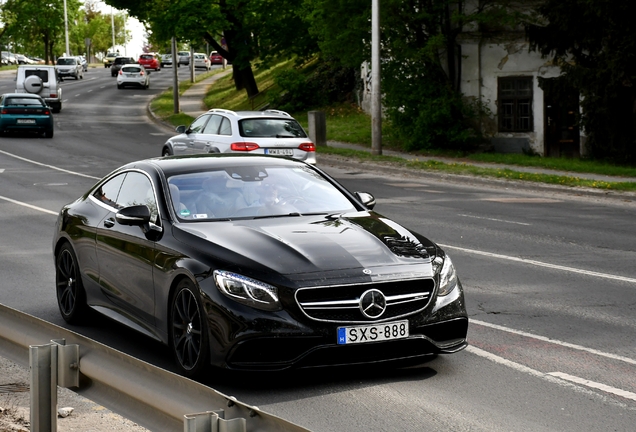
xmin=203 ymin=115 xmax=222 ymax=134
xmin=219 ymin=117 xmax=232 ymax=136
xmin=56 ymin=58 xmax=75 ymax=65
xmin=167 ymin=165 xmax=356 ymax=221
xmin=25 ymin=70 xmax=49 ymax=81
xmin=116 ymin=172 xmax=158 ymax=223
xmin=239 ymin=119 xmax=307 ymax=138
xmin=6 ymin=97 xmax=43 ymax=106
xmin=122 ymin=66 xmax=141 ymax=73
xmin=94 ymin=173 xmax=126 ymax=208
xmin=188 ymin=115 xmax=210 ymax=134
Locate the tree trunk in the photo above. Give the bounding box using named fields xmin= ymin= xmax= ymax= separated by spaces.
xmin=233 ymin=65 xmax=259 ymax=98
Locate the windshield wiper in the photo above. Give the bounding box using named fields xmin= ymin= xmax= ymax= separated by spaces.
xmin=252 ymin=212 xmax=302 ymax=220
xmin=275 ymin=134 xmax=297 ymax=138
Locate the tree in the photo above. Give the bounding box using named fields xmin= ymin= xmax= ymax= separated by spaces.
xmin=528 ymin=0 xmax=636 ymax=164
xmin=1 ymin=0 xmax=81 ymax=63
xmin=104 ymin=0 xmax=316 ymax=97
xmin=305 ymin=0 xmax=537 ymax=151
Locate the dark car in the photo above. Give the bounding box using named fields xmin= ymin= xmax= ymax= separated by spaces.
xmin=111 ymin=56 xmax=136 ymax=77
xmin=52 ymin=154 xmax=468 ymax=377
xmin=0 ymin=93 xmax=54 ymax=138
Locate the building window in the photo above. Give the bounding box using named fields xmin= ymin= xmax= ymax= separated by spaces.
xmin=498 ymin=77 xmax=533 ymax=132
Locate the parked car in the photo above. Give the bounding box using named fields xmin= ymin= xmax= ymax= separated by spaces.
xmin=177 ymin=51 xmax=190 ymax=66
xmin=77 ymin=55 xmax=88 ymax=71
xmin=193 ymin=53 xmax=211 ymax=70
xmin=15 ymin=65 xmax=63 ymax=113
xmin=52 ymin=154 xmax=468 ymax=376
xmin=0 ymin=93 xmax=54 ymax=138
xmin=116 ymin=64 xmax=149 ymax=89
xmin=15 ymin=54 xmax=35 ymax=65
xmin=209 ymin=51 xmax=224 ymax=65
xmin=56 ymin=56 xmax=83 ymax=80
xmin=162 ymin=109 xmax=317 ymax=164
xmin=160 ymin=53 xmax=172 ymax=68
xmin=1 ymin=52 xmax=17 ymax=65
xmin=138 ymin=53 xmax=160 ymax=71
xmin=103 ymin=52 xmax=118 ymax=68
xmin=111 ymin=56 xmax=136 ymax=77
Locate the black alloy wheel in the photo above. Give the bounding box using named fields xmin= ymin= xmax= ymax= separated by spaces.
xmin=170 ymin=280 xmax=209 ymax=378
xmin=55 ymin=243 xmax=88 ymax=324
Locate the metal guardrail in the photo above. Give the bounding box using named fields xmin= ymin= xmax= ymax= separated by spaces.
xmin=0 ymin=303 xmax=310 ymax=432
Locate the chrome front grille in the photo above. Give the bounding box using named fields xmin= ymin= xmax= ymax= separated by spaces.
xmin=295 ymin=278 xmax=435 ymax=323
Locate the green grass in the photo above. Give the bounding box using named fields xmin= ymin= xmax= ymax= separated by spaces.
xmin=149 ymin=60 xmax=636 ymax=192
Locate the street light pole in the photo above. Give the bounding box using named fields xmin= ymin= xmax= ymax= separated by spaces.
xmin=371 ymin=0 xmax=382 ymax=155
xmin=63 ymin=0 xmax=70 ymax=55
xmin=111 ymin=8 xmax=115 ymax=51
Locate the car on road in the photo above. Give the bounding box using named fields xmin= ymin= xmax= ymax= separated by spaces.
xmin=193 ymin=53 xmax=210 ymax=70
xmin=0 ymin=93 xmax=54 ymax=138
xmin=116 ymin=64 xmax=150 ymax=89
xmin=52 ymin=154 xmax=468 ymax=376
xmin=209 ymin=51 xmax=224 ymax=65
xmin=56 ymin=56 xmax=84 ymax=80
xmin=111 ymin=56 xmax=137 ymax=77
xmin=177 ymin=51 xmax=190 ymax=66
xmin=14 ymin=65 xmax=63 ymax=113
xmin=77 ymin=55 xmax=88 ymax=71
xmin=138 ymin=53 xmax=161 ymax=71
xmin=160 ymin=53 xmax=173 ymax=68
xmin=162 ymin=109 xmax=317 ymax=164
xmin=103 ymin=51 xmax=118 ymax=68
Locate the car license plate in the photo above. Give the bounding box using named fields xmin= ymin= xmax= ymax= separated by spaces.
xmin=17 ymin=119 xmax=36 ymax=124
xmin=265 ymin=148 xmax=293 ymax=156
xmin=337 ymin=320 xmax=409 ymax=345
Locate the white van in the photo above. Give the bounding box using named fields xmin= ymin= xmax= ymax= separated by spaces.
xmin=15 ymin=65 xmax=63 ymax=113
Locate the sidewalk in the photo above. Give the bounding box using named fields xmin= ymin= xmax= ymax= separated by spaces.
xmin=178 ymin=72 xmax=636 ymax=188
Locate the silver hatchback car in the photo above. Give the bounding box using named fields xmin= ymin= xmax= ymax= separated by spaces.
xmin=161 ymin=109 xmax=317 ymax=164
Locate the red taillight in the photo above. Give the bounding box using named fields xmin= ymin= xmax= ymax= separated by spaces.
xmin=43 ymin=110 xmax=50 ymax=115
xmin=231 ymin=142 xmax=260 ymax=152
xmin=140 ymin=71 xmax=145 ymax=76
xmin=49 ymin=93 xmax=58 ymax=98
xmin=298 ymin=142 xmax=316 ymax=152
xmin=1 ymin=109 xmax=7 ymax=114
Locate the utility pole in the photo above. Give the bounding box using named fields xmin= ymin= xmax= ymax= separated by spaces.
xmin=172 ymin=37 xmax=179 ymax=114
xmin=371 ymin=0 xmax=382 ymax=155
xmin=111 ymin=8 xmax=115 ymax=51
xmin=63 ymin=0 xmax=70 ymax=55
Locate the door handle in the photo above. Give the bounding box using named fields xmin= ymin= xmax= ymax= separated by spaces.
xmin=104 ymin=218 xmax=115 ymax=228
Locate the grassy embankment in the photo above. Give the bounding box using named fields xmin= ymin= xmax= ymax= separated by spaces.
xmin=149 ymin=61 xmax=636 ymax=192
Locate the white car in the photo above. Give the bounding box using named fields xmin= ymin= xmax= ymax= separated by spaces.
xmin=116 ymin=64 xmax=150 ymax=89
xmin=177 ymin=51 xmax=190 ymax=66
xmin=161 ymin=109 xmax=317 ymax=164
xmin=56 ymin=56 xmax=83 ymax=80
xmin=193 ymin=53 xmax=211 ymax=70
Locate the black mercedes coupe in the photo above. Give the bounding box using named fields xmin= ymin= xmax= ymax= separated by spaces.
xmin=53 ymin=154 xmax=468 ymax=377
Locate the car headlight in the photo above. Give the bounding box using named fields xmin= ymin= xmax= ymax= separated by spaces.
xmin=213 ymin=270 xmax=281 ymax=311
xmin=432 ymin=255 xmax=458 ymax=297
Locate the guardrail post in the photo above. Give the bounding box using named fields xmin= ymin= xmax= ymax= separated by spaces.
xmin=29 ymin=339 xmax=79 ymax=432
xmin=184 ymin=409 xmax=246 ymax=432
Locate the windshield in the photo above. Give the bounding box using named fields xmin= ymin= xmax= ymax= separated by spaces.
xmin=57 ymin=58 xmax=75 ymax=65
xmin=167 ymin=164 xmax=355 ymax=221
xmin=239 ymin=118 xmax=307 ymax=138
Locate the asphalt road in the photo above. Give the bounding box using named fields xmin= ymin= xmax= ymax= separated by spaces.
xmin=1 ymin=65 xmax=636 ymax=431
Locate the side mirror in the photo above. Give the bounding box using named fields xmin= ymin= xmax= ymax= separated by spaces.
xmin=115 ymin=205 xmax=151 ymax=226
xmin=354 ymin=192 xmax=376 ymax=209
xmin=175 ymin=125 xmax=187 ymax=134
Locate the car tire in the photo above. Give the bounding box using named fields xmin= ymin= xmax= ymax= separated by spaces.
xmin=162 ymin=147 xmax=173 ymax=157
xmin=117 ymin=84 xmax=122 ymax=89
xmin=44 ymin=129 xmax=53 ymax=138
xmin=169 ymin=279 xmax=210 ymax=378
xmin=55 ymin=243 xmax=89 ymax=324
xmin=24 ymin=75 xmax=44 ymax=94
xmin=52 ymin=103 xmax=61 ymax=113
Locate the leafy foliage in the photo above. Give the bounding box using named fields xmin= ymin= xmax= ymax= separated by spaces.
xmin=528 ymin=0 xmax=636 ymax=163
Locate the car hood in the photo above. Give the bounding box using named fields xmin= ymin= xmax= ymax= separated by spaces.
xmin=173 ymin=211 xmax=438 ymax=279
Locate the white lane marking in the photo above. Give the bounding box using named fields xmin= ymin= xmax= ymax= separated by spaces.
xmin=441 ymin=244 xmax=636 ymax=284
xmin=75 ymin=94 xmax=81 ymax=97
xmin=0 ymin=149 xmax=100 ymax=180
xmin=458 ymin=214 xmax=530 ymax=226
xmin=466 ymin=346 xmax=633 ymax=403
xmin=0 ymin=169 xmax=4 ymax=173
xmin=471 ymin=319 xmax=636 ymax=366
xmin=548 ymin=372 xmax=636 ymax=402
xmin=0 ymin=195 xmax=58 ymax=215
